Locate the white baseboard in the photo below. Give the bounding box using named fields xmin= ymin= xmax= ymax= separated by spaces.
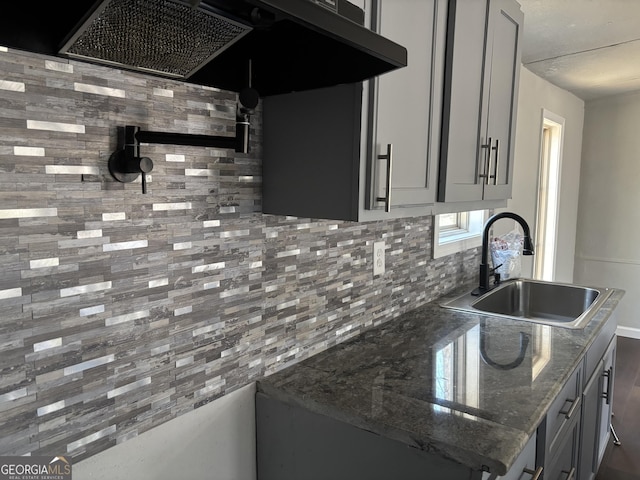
xmin=617 ymin=325 xmax=640 ymax=339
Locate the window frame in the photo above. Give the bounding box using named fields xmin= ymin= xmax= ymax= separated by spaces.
xmin=433 ymin=210 xmax=488 ymax=259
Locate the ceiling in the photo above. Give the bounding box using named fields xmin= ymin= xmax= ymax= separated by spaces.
xmin=517 ymin=0 xmax=640 ymax=101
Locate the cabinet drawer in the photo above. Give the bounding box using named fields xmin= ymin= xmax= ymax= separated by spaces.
xmin=546 ymin=363 xmax=582 ymax=453
xmin=545 ymin=414 xmax=579 ymax=480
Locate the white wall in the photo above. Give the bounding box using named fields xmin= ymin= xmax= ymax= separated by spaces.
xmin=73 ymin=383 xmax=257 ymax=480
xmin=574 ymin=90 xmax=640 ymax=338
xmin=497 ymin=66 xmax=585 ymax=282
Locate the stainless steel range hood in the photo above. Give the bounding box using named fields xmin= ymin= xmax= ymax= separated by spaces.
xmin=0 ymin=0 xmax=407 ymax=96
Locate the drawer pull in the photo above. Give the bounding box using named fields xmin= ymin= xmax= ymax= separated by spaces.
xmin=523 ymin=466 xmax=543 ymax=480
xmin=559 ymin=397 xmax=580 ymax=419
xmin=561 ymin=467 xmax=576 ymax=480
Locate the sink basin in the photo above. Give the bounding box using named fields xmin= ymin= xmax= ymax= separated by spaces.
xmin=441 ymin=279 xmax=613 ymax=329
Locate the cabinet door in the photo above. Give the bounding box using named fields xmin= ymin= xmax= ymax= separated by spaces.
xmin=437 ymin=0 xmax=488 ymax=202
xmin=438 ymin=0 xmax=522 ymax=203
xmin=596 ymin=339 xmax=616 ymax=468
xmin=368 ymin=0 xmax=446 ymax=209
xmin=579 ymin=336 xmax=616 ymax=480
xmin=482 ymin=0 xmax=523 ymax=201
xmin=262 ymin=83 xmax=363 ymax=221
xmin=579 ymin=358 xmax=603 ymax=480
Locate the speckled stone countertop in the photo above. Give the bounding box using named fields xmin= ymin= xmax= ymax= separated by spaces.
xmin=257 ymin=283 xmax=625 ymax=476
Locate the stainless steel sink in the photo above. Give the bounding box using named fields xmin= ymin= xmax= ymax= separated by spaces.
xmin=441 ymin=279 xmax=613 ymax=329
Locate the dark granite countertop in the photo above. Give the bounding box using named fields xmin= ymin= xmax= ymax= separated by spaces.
xmin=257 ymin=283 xmax=624 ymax=476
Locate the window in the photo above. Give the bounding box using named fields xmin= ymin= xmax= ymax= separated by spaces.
xmin=533 ymin=110 xmax=564 ymax=281
xmin=433 ymin=210 xmax=487 ymax=259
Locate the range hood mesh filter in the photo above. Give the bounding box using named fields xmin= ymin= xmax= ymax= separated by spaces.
xmin=62 ymin=0 xmax=252 ymax=78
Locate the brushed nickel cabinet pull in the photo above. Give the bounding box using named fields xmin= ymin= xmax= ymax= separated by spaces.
xmin=559 ymin=396 xmax=580 ymax=419
xmin=602 ymin=367 xmax=613 ymax=404
xmin=492 ymin=138 xmax=500 ymax=185
xmin=561 ymin=467 xmax=576 ymax=480
xmin=523 ymin=466 xmax=543 ymax=480
xmin=376 ymin=143 xmax=393 ymax=213
xmin=479 ymin=137 xmax=492 ymax=185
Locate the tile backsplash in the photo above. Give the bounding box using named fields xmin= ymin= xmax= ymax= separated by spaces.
xmin=0 ymin=48 xmax=479 ymax=461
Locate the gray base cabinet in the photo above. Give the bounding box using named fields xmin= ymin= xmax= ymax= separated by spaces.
xmin=578 ymin=328 xmax=616 ymax=480
xmin=257 ymin=391 xmax=543 ymax=480
xmin=256 ymin=393 xmax=477 ymax=480
xmin=535 ymin=315 xmax=617 ymax=480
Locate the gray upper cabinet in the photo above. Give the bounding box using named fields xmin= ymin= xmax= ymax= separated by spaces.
xmin=261 ymin=0 xmax=447 ymax=221
xmin=438 ymin=0 xmax=523 ymax=203
xmin=366 ymin=0 xmax=447 ymax=212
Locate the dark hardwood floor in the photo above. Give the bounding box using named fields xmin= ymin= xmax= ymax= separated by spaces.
xmin=596 ymin=335 xmax=640 ymax=480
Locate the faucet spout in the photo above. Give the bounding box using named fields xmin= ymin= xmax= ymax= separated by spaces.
xmin=475 ymin=212 xmax=534 ymax=295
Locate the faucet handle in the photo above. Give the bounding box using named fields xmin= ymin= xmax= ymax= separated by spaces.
xmin=490 ymin=264 xmax=502 ymax=286
xmin=108 ymin=150 xmax=153 ymax=194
